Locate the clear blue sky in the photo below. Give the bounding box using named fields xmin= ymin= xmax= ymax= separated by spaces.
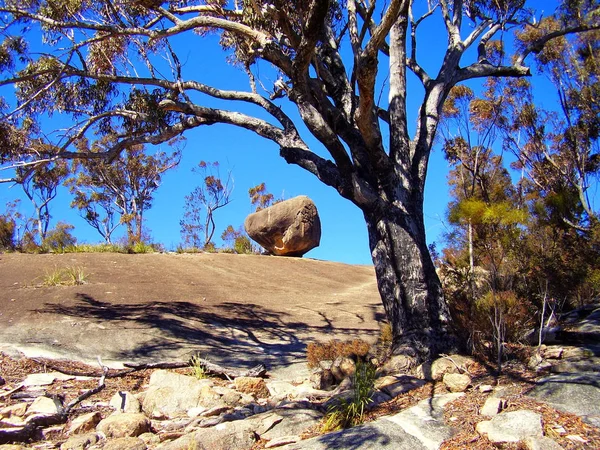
xmin=0 ymin=1 xmax=560 ymax=265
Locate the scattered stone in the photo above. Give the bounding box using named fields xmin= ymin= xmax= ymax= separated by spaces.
xmin=103 ymin=436 xmax=147 ymax=450
xmin=331 ymin=356 xmax=355 ymax=382
xmin=244 ymin=195 xmax=321 ymax=257
xmin=0 ymin=403 xmax=28 ymax=418
xmin=96 ymin=412 xmax=151 ymax=438
xmin=22 ymin=372 xmax=74 ymax=386
xmin=234 ymin=377 xmax=269 ymax=398
xmin=480 ymin=397 xmax=506 ymax=417
xmin=265 ymin=435 xmax=301 ymax=448
xmin=479 ymin=384 xmax=494 ymax=393
xmin=476 ymin=410 xmax=543 ymax=443
xmin=523 ymin=435 xmax=565 ymax=450
xmin=566 ymin=434 xmax=587 ymax=443
xmin=385 ymin=393 xmax=463 ymax=450
xmin=428 ymin=355 xmax=475 ymax=381
xmin=375 ymin=375 xmax=426 ymax=398
xmin=68 ymin=411 xmax=102 ymax=435
xmin=110 ymin=391 xmax=142 ymax=413
xmin=138 ymin=432 xmax=161 ymax=446
xmin=442 ymin=373 xmax=471 ymax=393
xmin=186 ymin=406 xmax=207 ymax=418
xmin=60 ymin=432 xmax=100 ymax=450
xmin=309 ymin=368 xmax=334 ymax=390
xmin=382 ymin=354 xmax=416 ymax=374
xmin=27 ymin=396 xmax=61 ymax=416
xmin=142 ymin=370 xmax=221 ymax=419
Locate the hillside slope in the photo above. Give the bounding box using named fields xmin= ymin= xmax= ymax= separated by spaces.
xmin=0 ymin=252 xmax=382 ymax=368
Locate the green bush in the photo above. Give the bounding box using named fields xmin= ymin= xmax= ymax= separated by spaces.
xmin=322 ymin=359 xmax=376 ymax=431
xmin=0 ymin=215 xmax=16 ymax=251
xmin=43 ymin=222 xmax=77 ymax=253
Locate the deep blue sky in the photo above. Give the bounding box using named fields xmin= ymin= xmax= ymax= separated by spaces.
xmin=0 ymin=1 xmax=560 ymax=265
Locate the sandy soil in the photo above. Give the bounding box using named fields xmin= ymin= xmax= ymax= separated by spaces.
xmin=0 ymin=252 xmax=383 ymax=369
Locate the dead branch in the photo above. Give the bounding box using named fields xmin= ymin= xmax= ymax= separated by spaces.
xmin=0 ymin=364 xmax=106 ymax=444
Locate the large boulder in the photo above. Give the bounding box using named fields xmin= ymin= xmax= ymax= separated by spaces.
xmin=244 ymin=196 xmax=321 ymax=257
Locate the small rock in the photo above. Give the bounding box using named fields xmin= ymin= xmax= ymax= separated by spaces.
xmin=68 ymin=411 xmax=102 ymax=435
xmin=376 ymin=375 xmax=426 ymax=398
xmin=264 ymin=435 xmax=301 ymax=448
xmin=200 ymin=405 xmax=231 ymax=417
xmin=0 ymin=445 xmax=27 ymax=450
xmin=566 ymin=434 xmax=587 ymax=443
xmin=102 ymin=437 xmax=147 ymax=450
xmin=479 ymin=384 xmax=494 ymax=393
xmin=542 ymin=346 xmax=564 ymax=359
xmin=96 ymin=412 xmax=150 ymax=438
xmin=480 ymin=397 xmax=506 ymax=417
xmin=138 ymin=432 xmax=160 ymax=446
xmin=382 ymin=354 xmax=417 ymax=374
xmin=60 ymin=432 xmax=100 ymax=450
xmin=0 ymin=403 xmax=28 ymax=418
xmin=187 ymin=406 xmax=208 ymax=418
xmin=443 ymin=373 xmax=471 ymax=393
xmin=476 ymin=410 xmax=543 ymax=443
xmin=430 ymin=355 xmax=475 ymax=381
xmin=523 ymin=435 xmax=565 ymax=450
xmin=110 ymin=391 xmax=141 ymax=413
xmin=0 ymin=375 xmax=5 ymax=386
xmin=27 ymin=396 xmax=61 ymax=416
xmin=331 ymin=356 xmax=356 ymax=382
xmin=235 ymin=377 xmax=269 ymax=397
xmin=23 ymin=372 xmax=74 ymax=386
xmin=309 ymin=368 xmax=334 ymax=390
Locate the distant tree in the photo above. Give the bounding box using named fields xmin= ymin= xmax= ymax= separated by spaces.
xmin=43 ymin=222 xmax=77 ymax=252
xmin=1 ymin=1 xmax=598 ymax=363
xmin=180 ymin=161 xmax=233 ymax=249
xmin=68 ymin=138 xmax=181 ymax=244
xmin=248 ymin=182 xmax=280 ymax=211
xmin=15 ymin=158 xmax=69 ymax=242
xmin=221 ymin=224 xmax=254 ymax=254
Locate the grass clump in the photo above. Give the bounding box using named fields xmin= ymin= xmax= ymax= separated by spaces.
xmin=322 ymin=358 xmax=377 ymax=432
xmin=42 ymin=266 xmax=88 ymax=286
xmin=189 ymin=354 xmax=209 ymax=380
xmin=306 ymin=339 xmax=371 ymax=368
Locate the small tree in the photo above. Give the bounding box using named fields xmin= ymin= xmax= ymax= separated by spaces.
xmin=221 ymin=225 xmax=254 ymax=254
xmin=69 ymin=138 xmax=181 ymax=244
xmin=43 ymin=222 xmax=77 ymax=252
xmin=248 ymin=182 xmax=281 ymax=211
xmin=180 ymin=161 xmax=233 ymax=249
xmin=15 ymin=159 xmax=69 ymax=243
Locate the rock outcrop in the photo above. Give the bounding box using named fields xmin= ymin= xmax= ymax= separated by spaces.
xmin=244 ymin=196 xmax=321 ymax=257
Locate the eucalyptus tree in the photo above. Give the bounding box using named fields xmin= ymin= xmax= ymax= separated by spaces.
xmin=0 ymin=0 xmax=598 ymax=363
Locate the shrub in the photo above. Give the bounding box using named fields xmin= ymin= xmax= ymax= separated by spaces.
xmin=189 ymin=354 xmax=209 ymax=380
xmin=306 ymin=339 xmax=371 ymax=369
xmin=42 ymin=266 xmax=87 ymax=286
xmin=43 ymin=222 xmax=77 ymax=252
xmin=0 ymin=215 xmax=16 ymax=251
xmin=322 ymin=358 xmax=376 ymax=431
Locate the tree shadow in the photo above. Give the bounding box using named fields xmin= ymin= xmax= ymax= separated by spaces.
xmin=38 ymin=292 xmax=379 ymax=369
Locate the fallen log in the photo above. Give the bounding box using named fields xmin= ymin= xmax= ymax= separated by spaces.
xmin=124 ymin=359 xmax=267 ymax=379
